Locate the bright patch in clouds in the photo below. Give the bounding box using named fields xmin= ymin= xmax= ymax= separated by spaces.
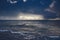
xmin=18 ymin=13 xmax=44 ymax=20
xmin=44 ymin=0 xmax=56 ymax=13
xmin=7 ymin=0 xmax=18 ymax=4
xmin=23 ymin=0 xmax=27 ymax=2
xmin=49 ymin=1 xmax=56 ymax=8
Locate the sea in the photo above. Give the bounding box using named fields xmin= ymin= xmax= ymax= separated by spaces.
xmin=0 ymin=20 xmax=60 ymax=40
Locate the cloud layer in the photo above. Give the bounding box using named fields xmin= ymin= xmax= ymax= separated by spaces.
xmin=0 ymin=0 xmax=60 ymax=20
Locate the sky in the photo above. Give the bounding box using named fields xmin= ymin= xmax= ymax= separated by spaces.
xmin=0 ymin=0 xmax=60 ymax=20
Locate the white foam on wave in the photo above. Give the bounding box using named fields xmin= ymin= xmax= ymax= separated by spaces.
xmin=0 ymin=30 xmax=9 ymax=32
xmin=10 ymin=31 xmax=31 ymax=35
xmin=48 ymin=36 xmax=59 ymax=38
xmin=24 ymin=35 xmax=35 ymax=39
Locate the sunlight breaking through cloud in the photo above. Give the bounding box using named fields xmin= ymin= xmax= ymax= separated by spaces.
xmin=17 ymin=13 xmax=44 ymax=20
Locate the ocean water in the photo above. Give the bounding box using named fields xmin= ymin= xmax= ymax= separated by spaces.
xmin=0 ymin=20 xmax=60 ymax=40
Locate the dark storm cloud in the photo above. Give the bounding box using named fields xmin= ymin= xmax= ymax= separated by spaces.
xmin=55 ymin=0 xmax=60 ymax=18
xmin=0 ymin=0 xmax=60 ymax=20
